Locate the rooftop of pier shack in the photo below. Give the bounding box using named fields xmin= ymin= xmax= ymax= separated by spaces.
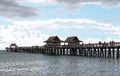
xmin=44 ymin=36 xmax=63 ymax=43
xmin=10 ymin=43 xmax=17 ymax=46
xmin=64 ymin=36 xmax=82 ymax=42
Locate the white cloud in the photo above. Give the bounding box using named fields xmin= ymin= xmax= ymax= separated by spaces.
xmin=0 ymin=24 xmax=49 ymax=50
xmin=90 ymin=22 xmax=120 ymax=35
xmin=83 ymin=38 xmax=101 ymax=43
xmin=83 ymin=37 xmax=120 ymax=45
xmin=12 ymin=18 xmax=85 ymax=30
xmin=1 ymin=18 xmax=120 ymax=50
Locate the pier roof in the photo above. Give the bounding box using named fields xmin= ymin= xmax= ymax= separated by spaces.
xmin=10 ymin=43 xmax=17 ymax=46
xmin=44 ymin=36 xmax=62 ymax=43
xmin=65 ymin=36 xmax=82 ymax=42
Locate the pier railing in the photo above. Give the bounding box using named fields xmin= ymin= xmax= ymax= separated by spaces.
xmin=82 ymin=42 xmax=120 ymax=48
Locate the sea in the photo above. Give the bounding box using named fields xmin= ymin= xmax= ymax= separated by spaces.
xmin=0 ymin=50 xmax=120 ymax=76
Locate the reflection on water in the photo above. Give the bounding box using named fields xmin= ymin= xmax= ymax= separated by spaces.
xmin=0 ymin=51 xmax=120 ymax=76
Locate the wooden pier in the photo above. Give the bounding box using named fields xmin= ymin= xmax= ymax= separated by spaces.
xmin=6 ymin=36 xmax=120 ymax=58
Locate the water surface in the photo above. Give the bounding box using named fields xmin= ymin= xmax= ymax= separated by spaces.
xmin=0 ymin=51 xmax=120 ymax=76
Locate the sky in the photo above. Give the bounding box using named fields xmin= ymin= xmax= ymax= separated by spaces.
xmin=0 ymin=0 xmax=120 ymax=49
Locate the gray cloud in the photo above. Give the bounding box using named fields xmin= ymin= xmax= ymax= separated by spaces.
xmin=0 ymin=0 xmax=38 ymax=18
xmin=102 ymin=18 xmax=120 ymax=22
xmin=55 ymin=0 xmax=120 ymax=8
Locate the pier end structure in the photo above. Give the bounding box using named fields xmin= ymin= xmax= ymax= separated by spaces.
xmin=6 ymin=43 xmax=18 ymax=52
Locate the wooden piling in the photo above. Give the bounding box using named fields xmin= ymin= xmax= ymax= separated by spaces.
xmin=117 ymin=48 xmax=119 ymax=58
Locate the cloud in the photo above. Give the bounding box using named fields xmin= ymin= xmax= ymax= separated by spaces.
xmin=0 ymin=0 xmax=38 ymax=18
xmin=0 ymin=23 xmax=50 ymax=50
xmin=1 ymin=0 xmax=119 ymax=18
xmin=0 ymin=18 xmax=86 ymax=49
xmin=55 ymin=0 xmax=120 ymax=9
xmin=83 ymin=37 xmax=120 ymax=44
xmin=83 ymin=38 xmax=101 ymax=43
xmin=28 ymin=0 xmax=53 ymax=4
xmin=1 ymin=18 xmax=120 ymax=50
xmin=102 ymin=18 xmax=120 ymax=22
xmin=11 ymin=18 xmax=120 ymax=35
xmin=12 ymin=18 xmax=85 ymax=29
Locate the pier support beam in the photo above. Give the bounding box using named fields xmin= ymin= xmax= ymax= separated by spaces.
xmin=117 ymin=48 xmax=119 ymax=58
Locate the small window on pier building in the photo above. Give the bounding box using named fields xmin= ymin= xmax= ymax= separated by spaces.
xmin=44 ymin=36 xmax=63 ymax=47
xmin=64 ymin=36 xmax=83 ymax=46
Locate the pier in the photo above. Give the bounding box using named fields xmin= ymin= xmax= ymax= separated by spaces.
xmin=6 ymin=36 xmax=120 ymax=58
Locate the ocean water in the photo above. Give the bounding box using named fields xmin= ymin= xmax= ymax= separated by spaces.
xmin=0 ymin=50 xmax=120 ymax=76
